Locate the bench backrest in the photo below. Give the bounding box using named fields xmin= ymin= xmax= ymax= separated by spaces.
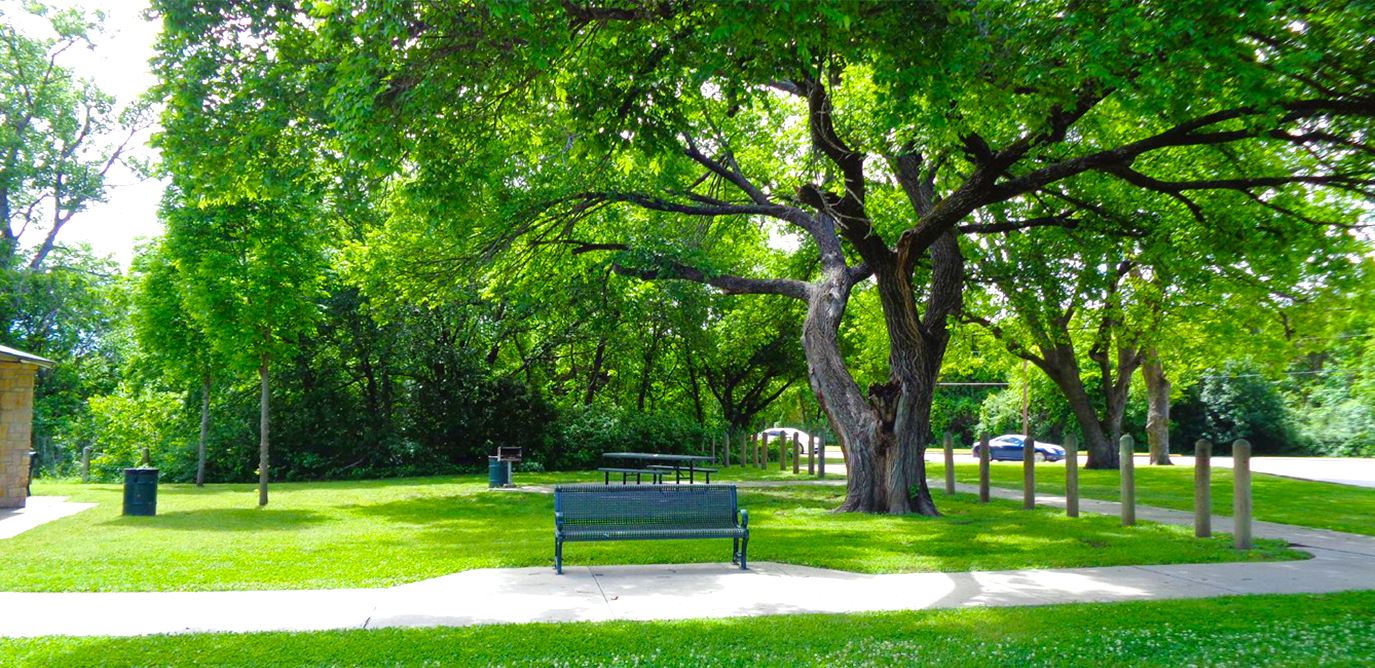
xmin=555 ymin=484 xmax=738 ymax=529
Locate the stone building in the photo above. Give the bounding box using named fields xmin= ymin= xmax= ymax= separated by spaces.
xmin=0 ymin=344 xmax=54 ymax=509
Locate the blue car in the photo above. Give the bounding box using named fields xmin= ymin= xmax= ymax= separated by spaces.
xmin=972 ymin=434 xmax=1066 ymax=462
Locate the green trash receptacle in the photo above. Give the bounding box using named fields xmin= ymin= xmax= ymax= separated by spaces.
xmin=488 ymin=457 xmax=510 ymax=488
xmin=123 ymin=468 xmax=159 ymax=516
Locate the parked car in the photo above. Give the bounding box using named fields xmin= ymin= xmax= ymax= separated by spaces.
xmin=971 ymin=434 xmax=1066 ymax=462
xmin=754 ymin=427 xmax=824 ymax=453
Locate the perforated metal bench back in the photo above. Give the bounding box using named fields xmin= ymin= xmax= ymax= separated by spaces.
xmin=555 ymin=484 xmax=738 ymax=529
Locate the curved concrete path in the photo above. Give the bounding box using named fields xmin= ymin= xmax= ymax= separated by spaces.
xmin=1 ymin=486 xmax=1372 ymax=638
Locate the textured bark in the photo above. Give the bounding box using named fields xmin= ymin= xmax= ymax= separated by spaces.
xmin=196 ymin=373 xmax=211 ymax=487
xmin=1142 ymin=348 xmax=1173 ymax=465
xmin=258 ymin=354 xmax=271 ymax=507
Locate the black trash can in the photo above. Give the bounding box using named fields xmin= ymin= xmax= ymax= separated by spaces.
xmin=123 ymin=468 xmax=159 ymax=516
xmin=488 ymin=456 xmax=511 ymax=488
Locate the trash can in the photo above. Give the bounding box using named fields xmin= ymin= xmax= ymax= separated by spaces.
xmin=488 ymin=456 xmax=511 ymax=488
xmin=123 ymin=468 xmax=159 ymax=516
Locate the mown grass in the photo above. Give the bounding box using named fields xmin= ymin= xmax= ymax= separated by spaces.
xmin=2 ymin=590 xmax=1372 ymax=667
xmin=927 ymin=460 xmax=1375 ymax=536
xmin=8 ymin=475 xmax=1294 ymax=592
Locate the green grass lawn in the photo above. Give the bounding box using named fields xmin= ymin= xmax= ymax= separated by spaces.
xmin=928 ymin=460 xmax=1375 ymax=536
xmin=3 ymin=590 xmax=1371 ymax=667
xmin=9 ymin=475 xmax=1294 ymax=592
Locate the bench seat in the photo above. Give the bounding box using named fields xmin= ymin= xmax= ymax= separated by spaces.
xmin=644 ymin=464 xmax=719 ymax=483
xmin=596 ymin=467 xmax=665 ymax=484
xmin=554 ymin=484 xmax=748 ymax=574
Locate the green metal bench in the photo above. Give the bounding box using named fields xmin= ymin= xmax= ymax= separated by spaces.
xmin=553 ymin=484 xmax=749 ymax=574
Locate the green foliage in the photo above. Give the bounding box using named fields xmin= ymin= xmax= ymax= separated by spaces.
xmin=1179 ymin=361 xmax=1301 ymax=454
xmin=550 ymin=405 xmax=711 ymax=470
xmin=82 ymin=386 xmax=190 ymax=481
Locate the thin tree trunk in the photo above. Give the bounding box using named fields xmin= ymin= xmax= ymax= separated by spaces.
xmin=1142 ymin=347 xmax=1173 ymax=465
xmin=196 ymin=372 xmax=211 ymax=487
xmin=258 ymin=353 xmax=270 ymax=507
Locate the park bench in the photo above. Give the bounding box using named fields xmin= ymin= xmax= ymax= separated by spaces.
xmin=553 ymin=484 xmax=749 ymax=574
xmin=596 ymin=467 xmax=666 ymax=485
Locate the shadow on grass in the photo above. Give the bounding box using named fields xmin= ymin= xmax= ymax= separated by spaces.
xmin=101 ymin=508 xmax=330 ymax=531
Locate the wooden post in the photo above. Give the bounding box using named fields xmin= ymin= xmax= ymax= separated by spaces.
xmin=1120 ymin=435 xmax=1136 ymax=527
xmin=1065 ymin=433 xmax=1079 ymax=518
xmin=1233 ymin=439 xmax=1252 ymax=550
xmin=807 ymin=433 xmax=816 ymax=475
xmin=1022 ymin=434 xmax=1036 ymax=510
xmin=745 ymin=432 xmax=753 ymax=467
xmin=792 ymin=433 xmax=800 ymax=474
xmin=81 ymin=446 xmax=92 ymax=483
xmin=1194 ymin=439 xmax=1212 ymax=538
xmin=943 ymin=432 xmax=956 ymax=495
xmin=819 ymin=436 xmax=827 ymax=479
xmin=141 ymin=447 xmax=152 ymax=467
xmin=778 ymin=433 xmax=786 ymax=471
xmin=978 ymin=434 xmax=990 ymax=503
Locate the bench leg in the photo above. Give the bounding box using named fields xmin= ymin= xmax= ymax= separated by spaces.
xmin=732 ymin=537 xmax=740 ymax=564
xmin=705 ymin=471 xmax=712 ymax=484
xmin=555 ymin=538 xmax=563 ymax=575
xmin=739 ymin=535 xmax=748 ymax=570
xmin=604 ymin=470 xmax=610 ymax=485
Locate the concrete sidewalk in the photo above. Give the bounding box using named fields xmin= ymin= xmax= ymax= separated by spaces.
xmin=1 ymin=489 xmax=1372 ymax=638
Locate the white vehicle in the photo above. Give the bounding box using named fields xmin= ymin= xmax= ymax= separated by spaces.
xmin=755 ymin=427 xmax=826 ymax=454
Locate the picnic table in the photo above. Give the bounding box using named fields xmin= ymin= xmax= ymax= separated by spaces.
xmin=600 ymin=452 xmax=717 ymax=484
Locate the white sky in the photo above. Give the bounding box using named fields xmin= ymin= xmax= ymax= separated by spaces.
xmin=7 ymin=0 xmax=165 ymax=268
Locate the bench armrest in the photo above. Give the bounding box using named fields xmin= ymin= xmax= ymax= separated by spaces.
xmin=555 ymin=511 xmax=564 ymax=534
xmin=738 ymin=508 xmax=748 ymax=530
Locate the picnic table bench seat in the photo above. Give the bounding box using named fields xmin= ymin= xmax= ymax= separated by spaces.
xmin=553 ymin=484 xmax=748 ymax=574
xmin=645 ymin=464 xmax=718 ymax=483
xmin=596 ymin=467 xmax=666 ymax=484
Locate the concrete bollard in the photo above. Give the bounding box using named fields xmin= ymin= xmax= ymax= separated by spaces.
xmin=793 ymin=434 xmax=800 ymax=474
xmin=1023 ymin=434 xmax=1036 ymax=510
xmin=1233 ymin=439 xmax=1252 ymax=550
xmin=807 ymin=433 xmax=816 ymax=476
xmin=81 ymin=446 xmax=92 ymax=483
xmin=1195 ymin=439 xmax=1212 ymax=538
xmin=1065 ymin=434 xmax=1079 ymax=518
xmin=978 ymin=434 xmax=990 ymax=503
xmin=943 ymin=432 xmax=956 ymax=495
xmin=1120 ymin=435 xmax=1136 ymax=526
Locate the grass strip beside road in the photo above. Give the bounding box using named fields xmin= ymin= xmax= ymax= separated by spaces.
xmin=929 ymin=460 xmax=1375 ymax=536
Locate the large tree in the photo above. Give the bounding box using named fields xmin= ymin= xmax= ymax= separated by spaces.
xmin=158 ymin=0 xmax=1373 ymax=512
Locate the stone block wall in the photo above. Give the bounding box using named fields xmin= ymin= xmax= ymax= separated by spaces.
xmin=0 ymin=362 xmax=37 ymax=509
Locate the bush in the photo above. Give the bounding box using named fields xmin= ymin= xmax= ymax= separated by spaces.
xmin=83 ymin=387 xmax=194 ymax=482
xmin=1177 ymin=362 xmax=1300 ymax=454
xmin=548 ymin=405 xmax=710 ymax=470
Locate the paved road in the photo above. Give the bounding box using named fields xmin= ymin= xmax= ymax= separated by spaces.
xmin=1 ymin=486 xmax=1372 ymax=637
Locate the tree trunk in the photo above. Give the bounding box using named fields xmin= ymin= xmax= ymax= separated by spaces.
xmin=1142 ymin=348 xmax=1173 ymax=465
xmin=258 ymin=354 xmax=270 ymax=507
xmin=1043 ymin=355 xmax=1118 ymax=469
xmin=196 ymin=372 xmax=211 ymax=487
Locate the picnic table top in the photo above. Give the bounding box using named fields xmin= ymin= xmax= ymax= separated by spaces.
xmin=600 ymin=452 xmax=715 ymax=463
